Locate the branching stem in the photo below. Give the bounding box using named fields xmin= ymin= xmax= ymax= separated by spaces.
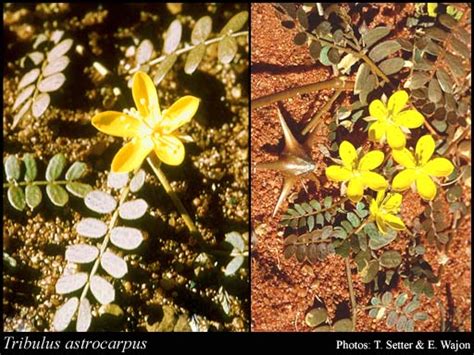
xmin=129 ymin=31 xmax=249 ymax=74
xmin=251 ymin=77 xmax=354 ymax=110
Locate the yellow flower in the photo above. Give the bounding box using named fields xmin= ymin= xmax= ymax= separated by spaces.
xmin=369 ymin=190 xmax=406 ymax=234
xmin=92 ymin=71 xmax=200 ymax=172
xmin=325 ymin=141 xmax=388 ymax=203
xmin=392 ymin=135 xmax=455 ymax=201
xmin=368 ymin=90 xmax=425 ymax=149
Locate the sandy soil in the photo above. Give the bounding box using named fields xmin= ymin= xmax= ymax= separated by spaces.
xmin=250 ymin=3 xmax=471 ymax=332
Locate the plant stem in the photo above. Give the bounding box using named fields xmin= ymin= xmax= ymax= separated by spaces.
xmin=146 ymin=154 xmax=199 ymax=239
xmin=3 ymin=180 xmax=70 ymax=188
xmin=345 ymin=257 xmax=357 ymax=331
xmin=302 ymin=88 xmax=343 ymax=135
xmin=283 ymin=197 xmax=349 ymax=221
xmin=251 ymin=77 xmax=354 ymax=110
xmin=79 ymin=171 xmax=134 ymax=305
xmin=129 ymin=31 xmax=249 ymax=74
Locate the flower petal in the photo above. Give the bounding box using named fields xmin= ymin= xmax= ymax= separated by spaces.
xmin=415 ymin=134 xmax=435 ymax=165
xmin=382 ymin=193 xmax=403 ymax=212
xmin=368 ymin=121 xmax=386 ymax=142
xmin=369 ymin=99 xmax=388 ymax=120
xmin=132 ymin=71 xmax=160 ymax=124
xmin=369 ymin=197 xmax=379 ymax=217
xmin=347 ymin=177 xmax=364 ymax=202
xmin=392 ymin=148 xmax=416 ymax=168
xmin=160 ymin=96 xmax=200 ymax=133
xmin=361 ymin=171 xmax=388 ymax=191
xmin=111 ymin=137 xmax=153 ymax=173
xmin=423 ymin=157 xmax=454 ymax=177
xmin=388 ymin=90 xmax=408 ymax=115
xmin=383 ymin=214 xmax=406 ymax=230
xmin=392 ymin=169 xmax=416 ymax=191
xmin=416 ymin=174 xmax=437 ymax=200
xmin=92 ymin=111 xmax=148 ymax=137
xmin=153 ymin=135 xmax=185 ymax=166
xmin=375 ymin=190 xmax=385 ymax=204
xmin=386 ymin=125 xmax=406 ymax=149
xmin=393 ymin=109 xmax=425 ymax=128
xmin=325 ymin=165 xmax=352 ymax=182
xmin=376 ymin=215 xmax=388 ymax=234
xmin=358 ymin=150 xmax=384 ymax=171
xmin=339 ymin=141 xmax=357 ymax=170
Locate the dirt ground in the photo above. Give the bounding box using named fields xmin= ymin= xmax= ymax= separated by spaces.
xmin=250 ymin=3 xmax=471 ymax=332
xmin=3 ymin=3 xmax=249 ymax=332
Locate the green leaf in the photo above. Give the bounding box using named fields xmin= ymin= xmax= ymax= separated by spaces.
xmin=333 ymin=318 xmax=353 ymax=332
xmin=294 ymin=204 xmax=306 ymax=215
xmin=65 ymin=162 xmax=87 ymax=181
xmin=370 ymin=297 xmax=380 ymax=306
xmin=307 ymin=215 xmax=315 ymax=232
xmin=324 ymin=211 xmax=332 ymax=222
xmin=360 ymin=260 xmax=379 ymax=283
xmin=191 ymin=16 xmax=212 ymax=44
xmin=293 ymin=32 xmax=307 ymax=46
xmin=379 ymin=250 xmax=402 ymax=268
xmin=395 ymin=293 xmax=408 ymax=308
xmin=355 ymin=202 xmax=368 ymax=218
xmin=305 ymin=308 xmax=327 ymax=327
xmin=316 ymin=213 xmax=324 ymax=226
xmin=362 ymin=26 xmax=391 ymax=48
xmin=403 ymin=299 xmax=420 ymax=314
xmin=358 ymin=233 xmax=367 ymax=252
xmin=8 ymin=186 xmax=26 ymax=211
xmin=301 ymin=202 xmax=313 ymax=213
xmin=218 ymin=36 xmax=238 ymax=64
xmin=220 ymin=11 xmax=248 ymax=35
xmin=428 ymin=78 xmax=442 ymax=103
xmin=368 ymin=229 xmax=396 ymax=250
xmin=346 ymin=212 xmax=360 ymax=227
xmin=314 ymin=325 xmax=331 ymax=332
xmin=153 ymin=54 xmax=177 ymax=85
xmin=323 ymin=196 xmax=333 ymax=208
xmin=184 ymin=43 xmax=206 ymax=75
xmin=23 ymin=154 xmax=37 ymax=182
xmin=381 ymin=291 xmax=393 ymax=306
xmin=224 ymin=256 xmax=244 ymax=276
xmin=368 ymin=40 xmax=401 ymax=62
xmin=225 ymin=231 xmax=245 ymax=252
xmin=405 ymin=319 xmax=415 ymax=332
xmin=334 ymin=239 xmax=350 ymax=258
xmin=319 ymin=46 xmax=332 ymax=66
xmin=413 ymin=312 xmax=428 ymax=321
xmin=341 ymin=220 xmax=353 ymax=233
xmin=368 ymin=308 xmax=379 ymax=318
xmin=5 ymin=156 xmax=21 ymax=182
xmin=309 ymin=41 xmax=321 ymax=61
xmin=379 ymin=57 xmax=404 ymax=75
xmin=25 ymin=185 xmax=42 ymax=209
xmin=439 ymin=13 xmax=458 ymax=29
xmin=310 ymin=200 xmax=321 ymax=211
xmin=396 ymin=315 xmax=407 ymax=332
xmin=163 ymin=19 xmax=182 ymax=54
xmin=333 ymin=226 xmax=347 ymax=239
xmin=47 ymin=183 xmax=69 ymax=206
xmin=355 ymin=250 xmax=371 ymax=272
xmin=436 ymin=69 xmax=454 ymax=93
xmin=46 ymin=153 xmax=66 ymax=182
xmin=66 ymin=182 xmax=93 ymax=198
xmin=386 ymin=311 xmax=398 ymax=328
